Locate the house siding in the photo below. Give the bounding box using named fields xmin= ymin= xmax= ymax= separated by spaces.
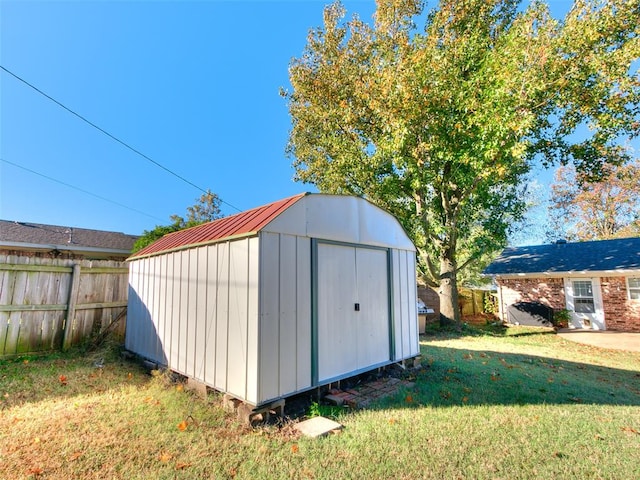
xmin=600 ymin=277 xmax=640 ymax=332
xmin=497 ymin=278 xmax=566 ymax=314
xmin=496 ymin=276 xmax=640 ymax=332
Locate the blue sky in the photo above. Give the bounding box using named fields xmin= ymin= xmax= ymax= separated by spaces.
xmin=0 ymin=0 xmax=582 ymax=237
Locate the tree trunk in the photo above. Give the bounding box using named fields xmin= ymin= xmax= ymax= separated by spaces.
xmin=438 ymin=255 xmax=461 ymax=327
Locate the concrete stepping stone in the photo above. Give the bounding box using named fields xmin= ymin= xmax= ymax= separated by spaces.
xmin=294 ymin=416 xmax=343 ymax=438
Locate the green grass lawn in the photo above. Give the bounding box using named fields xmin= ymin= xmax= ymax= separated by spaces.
xmin=1 ymin=326 xmax=639 ymax=480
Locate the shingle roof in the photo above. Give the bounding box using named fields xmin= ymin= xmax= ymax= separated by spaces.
xmin=484 ymin=237 xmax=640 ymax=276
xmin=130 ymin=193 xmax=308 ymax=259
xmin=0 ymin=219 xmax=138 ymax=253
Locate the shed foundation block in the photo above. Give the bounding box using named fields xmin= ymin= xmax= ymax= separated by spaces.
xmin=185 ymin=378 xmax=208 ymax=399
xmin=223 ymin=394 xmax=285 ymax=425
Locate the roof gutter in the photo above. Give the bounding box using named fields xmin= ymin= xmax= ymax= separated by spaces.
xmin=491 ymin=269 xmax=640 ymax=279
xmin=127 ymin=231 xmax=260 ymax=261
xmin=0 ymin=240 xmax=132 ymax=256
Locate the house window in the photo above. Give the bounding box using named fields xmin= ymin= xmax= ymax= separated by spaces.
xmin=628 ymin=278 xmax=640 ymax=300
xmin=572 ymin=280 xmax=595 ymax=313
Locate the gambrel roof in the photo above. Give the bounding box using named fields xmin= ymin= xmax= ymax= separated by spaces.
xmin=484 ymin=237 xmax=640 ymax=276
xmin=130 ymin=193 xmax=416 ymax=261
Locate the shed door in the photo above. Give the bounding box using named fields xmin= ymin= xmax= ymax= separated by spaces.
xmin=316 ymin=243 xmax=390 ymax=383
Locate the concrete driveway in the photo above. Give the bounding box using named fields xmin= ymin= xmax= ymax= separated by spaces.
xmin=557 ymin=329 xmax=640 ymax=352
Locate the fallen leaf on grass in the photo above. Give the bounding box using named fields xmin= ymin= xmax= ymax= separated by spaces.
xmin=175 ymin=462 xmax=191 ymax=470
xmin=405 ymin=394 xmax=413 ymax=403
xmin=291 ymin=444 xmax=299 ymax=453
xmin=127 ymin=372 xmax=133 ymax=380
xmin=23 ymin=359 xmax=29 ymax=364
xmin=553 ymin=452 xmax=565 ymax=458
xmin=594 ymin=434 xmax=605 ymax=441
xmin=59 ymin=375 xmax=67 ymax=385
xmin=69 ymin=451 xmax=83 ymax=461
xmin=176 ymin=384 xmax=184 ymax=392
xmin=462 ymin=396 xmax=469 ymax=403
xmin=569 ymin=397 xmax=582 ymax=403
xmin=463 ymin=387 xmax=472 ymax=393
xmin=33 ymin=437 xmax=41 ymax=444
xmin=463 ymin=353 xmax=473 ymax=360
xmin=490 ymin=374 xmax=499 ymax=382
xmin=388 ymin=418 xmax=397 ymax=425
xmin=27 ymin=467 xmax=43 ymax=475
xmin=158 ymin=452 xmax=173 ymax=463
xmin=621 ymin=426 xmax=639 ymax=435
xmin=177 ymin=420 xmax=188 ymax=431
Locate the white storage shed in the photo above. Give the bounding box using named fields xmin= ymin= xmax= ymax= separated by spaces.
xmin=126 ymin=193 xmax=419 ymax=407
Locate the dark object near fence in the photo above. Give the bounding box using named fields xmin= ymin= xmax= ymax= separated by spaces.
xmin=507 ymin=302 xmax=554 ymax=327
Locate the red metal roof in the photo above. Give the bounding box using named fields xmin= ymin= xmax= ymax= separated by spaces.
xmin=130 ymin=193 xmax=308 ymax=259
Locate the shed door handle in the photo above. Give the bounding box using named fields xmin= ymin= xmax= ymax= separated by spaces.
xmin=355 ymin=303 xmax=360 ymax=311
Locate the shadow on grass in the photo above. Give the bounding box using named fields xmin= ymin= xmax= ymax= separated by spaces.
xmin=0 ymin=341 xmax=150 ymax=410
xmin=421 ymin=322 xmax=557 ymax=341
xmin=372 ymin=344 xmax=640 ymax=411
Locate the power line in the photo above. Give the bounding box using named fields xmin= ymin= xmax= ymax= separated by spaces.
xmin=1 ymin=157 xmax=166 ymax=222
xmin=0 ymin=64 xmax=242 ymax=213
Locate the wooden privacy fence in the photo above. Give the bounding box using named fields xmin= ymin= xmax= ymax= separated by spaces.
xmin=0 ymin=255 xmax=129 ymax=357
xmin=459 ymin=288 xmax=494 ymax=317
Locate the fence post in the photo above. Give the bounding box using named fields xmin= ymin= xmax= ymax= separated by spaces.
xmin=62 ymin=263 xmax=81 ymax=351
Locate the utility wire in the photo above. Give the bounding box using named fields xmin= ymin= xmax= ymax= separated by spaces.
xmin=1 ymin=157 xmax=166 ymax=222
xmin=0 ymin=64 xmax=242 ymax=212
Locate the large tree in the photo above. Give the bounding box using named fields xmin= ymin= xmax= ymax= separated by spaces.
xmin=549 ymin=160 xmax=640 ymax=241
xmin=283 ymin=0 xmax=639 ymax=325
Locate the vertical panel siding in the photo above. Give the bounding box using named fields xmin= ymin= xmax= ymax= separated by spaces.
xmin=227 ymin=239 xmax=249 ymax=397
xmin=214 ymin=242 xmax=229 ymax=391
xmin=125 ymin=261 xmax=138 ymax=353
xmin=169 ymin=252 xmax=181 ymax=370
xmin=194 ymin=247 xmax=208 ymax=381
xmin=158 ymin=254 xmax=169 ymax=363
xmin=258 ymin=232 xmax=280 ymax=402
xmin=391 ymin=250 xmax=419 ymax=360
xmin=134 ymin=258 xmax=148 ymax=359
xmin=177 ymin=250 xmax=188 ymax=374
xmin=147 ymin=257 xmax=158 ymax=359
xmin=245 ymin=237 xmax=260 ymax=404
xmin=185 ymin=249 xmax=198 ymax=377
xmin=278 ymin=234 xmax=298 ymax=395
xmin=258 ymin=233 xmax=312 ymax=404
xmin=203 ymin=244 xmax=219 ymax=388
xmin=400 ymin=251 xmax=411 ymax=357
xmin=406 ymin=253 xmax=419 ymax=355
xmin=295 ymin=237 xmax=312 ymax=391
xmin=127 ymin=238 xmax=260 ymax=403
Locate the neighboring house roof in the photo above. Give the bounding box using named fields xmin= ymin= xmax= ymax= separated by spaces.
xmin=0 ymin=219 xmax=138 ymax=258
xmin=131 ymin=193 xmax=308 ymax=259
xmin=484 ymin=237 xmax=640 ymax=276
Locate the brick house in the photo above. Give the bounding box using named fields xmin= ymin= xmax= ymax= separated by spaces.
xmin=483 ymin=237 xmax=640 ymax=332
